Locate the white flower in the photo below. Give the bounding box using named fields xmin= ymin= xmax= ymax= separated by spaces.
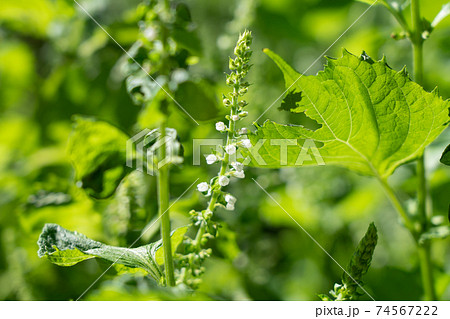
xmin=206 ymin=154 xmax=218 ymax=165
xmin=197 ymin=182 xmax=209 ymax=192
xmin=144 ymin=27 xmax=157 ymax=41
xmin=225 ymin=144 xmax=236 ymax=155
xmin=233 ymin=170 xmax=245 ymax=179
xmin=239 ymin=111 xmax=248 ymax=117
xmin=238 ymin=128 xmax=248 ymax=135
xmin=225 ymin=194 xmax=236 ymax=205
xmin=171 ymin=69 xmax=189 ymax=84
xmin=240 ymin=139 xmax=251 ymax=148
xmin=215 ymin=121 xmax=226 ymax=132
xmin=225 ymin=203 xmax=235 ymax=211
xmin=231 ymin=114 xmax=240 ymax=121
xmin=218 ymin=175 xmax=229 ymax=186
xmin=231 ymin=161 xmax=244 ymax=172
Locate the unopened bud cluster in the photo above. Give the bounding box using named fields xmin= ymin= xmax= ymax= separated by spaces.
xmin=320 ymin=223 xmax=378 ymax=301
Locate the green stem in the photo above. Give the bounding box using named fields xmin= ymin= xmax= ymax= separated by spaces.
xmin=410 ymin=0 xmax=436 ymax=300
xmin=377 ymin=177 xmax=415 ymax=234
xmin=157 ymin=118 xmax=175 ymax=286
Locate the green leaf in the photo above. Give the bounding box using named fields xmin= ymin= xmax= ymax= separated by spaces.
xmin=37 ymin=223 xmax=163 ymax=281
xmin=248 ymin=49 xmax=449 ymax=179
xmin=155 ymin=226 xmax=188 ymax=265
xmin=67 ymin=117 xmax=131 ymax=199
xmin=174 ymin=80 xmax=221 ymax=121
xmin=440 ymin=144 xmax=450 ymax=166
xmin=38 ymin=224 xmax=188 ymax=283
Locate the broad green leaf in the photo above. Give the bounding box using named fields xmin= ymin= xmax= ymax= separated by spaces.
xmin=440 ymin=144 xmax=450 ymax=166
xmin=247 ymin=49 xmax=449 ymax=179
xmin=37 ymin=223 xmax=163 ymax=281
xmin=67 ymin=117 xmax=131 ymax=199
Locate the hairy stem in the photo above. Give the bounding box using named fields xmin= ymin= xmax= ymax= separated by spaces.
xmin=410 ymin=0 xmax=436 ymax=300
xmin=157 ymin=117 xmax=175 ymax=286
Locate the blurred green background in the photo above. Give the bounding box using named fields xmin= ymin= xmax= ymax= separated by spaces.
xmin=1 ymin=0 xmax=450 ymax=300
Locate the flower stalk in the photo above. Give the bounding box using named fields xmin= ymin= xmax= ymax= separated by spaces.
xmin=178 ymin=31 xmax=253 ymax=288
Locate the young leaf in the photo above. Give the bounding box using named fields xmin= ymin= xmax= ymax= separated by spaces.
xmin=248 ymin=49 xmax=449 ymax=179
xmin=67 ymin=117 xmax=132 ymax=199
xmin=37 ymin=224 xmax=188 ymax=281
xmin=38 ymin=223 xmax=163 ymax=281
xmin=154 ymin=226 xmax=188 ymax=265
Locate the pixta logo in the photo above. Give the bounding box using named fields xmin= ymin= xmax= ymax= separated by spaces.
xmin=126 ymin=128 xmax=183 ymax=175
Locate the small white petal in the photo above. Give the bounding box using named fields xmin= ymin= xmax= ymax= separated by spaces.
xmin=231 ymin=161 xmax=244 ymax=172
xmin=233 ymin=170 xmax=245 ymax=179
xmin=225 ymin=144 xmax=236 ymax=155
xmin=238 ymin=128 xmax=248 ymax=135
xmin=206 ymin=154 xmax=218 ymax=165
xmin=215 ymin=121 xmax=226 ymax=132
xmin=226 ymin=203 xmax=235 ymax=211
xmin=218 ymin=175 xmax=230 ymax=186
xmin=231 ymin=114 xmax=240 ymax=121
xmin=197 ymin=182 xmax=209 ymax=192
xmin=240 ymin=139 xmax=251 ymax=148
xmin=225 ymin=194 xmax=237 ymax=204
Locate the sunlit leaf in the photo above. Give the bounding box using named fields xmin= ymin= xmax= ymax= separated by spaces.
xmin=67 ymin=117 xmax=131 ymax=199
xmin=247 ymin=49 xmax=449 ymax=179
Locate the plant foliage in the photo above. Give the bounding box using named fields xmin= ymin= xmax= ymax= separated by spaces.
xmin=248 ymin=49 xmax=449 ymax=179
